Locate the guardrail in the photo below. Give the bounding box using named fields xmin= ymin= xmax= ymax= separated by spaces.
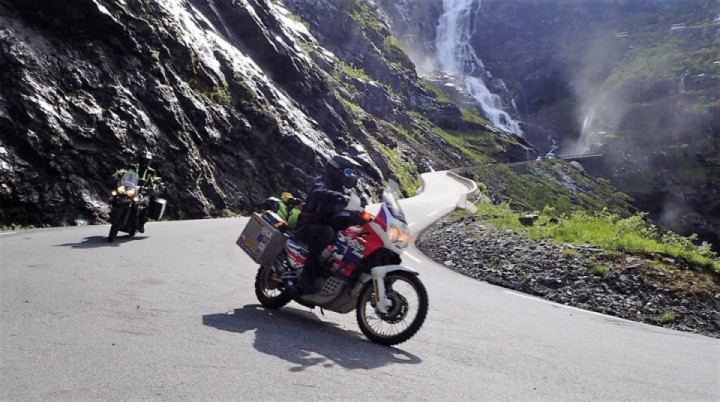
xmin=558 ymin=153 xmax=604 ymax=160
xmin=447 ymin=170 xmax=478 ymax=212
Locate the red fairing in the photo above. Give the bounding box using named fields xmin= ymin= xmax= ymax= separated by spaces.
xmin=286 ymin=241 xmax=308 ymax=268
xmin=332 ymin=223 xmax=384 ymax=277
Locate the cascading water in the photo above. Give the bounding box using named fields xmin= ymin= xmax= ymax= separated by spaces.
xmin=435 ymin=0 xmax=523 ymax=136
xmin=679 ymin=69 xmax=689 ymax=93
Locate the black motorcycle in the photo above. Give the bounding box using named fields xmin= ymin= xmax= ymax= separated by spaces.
xmin=107 ymin=172 xmax=146 ymax=242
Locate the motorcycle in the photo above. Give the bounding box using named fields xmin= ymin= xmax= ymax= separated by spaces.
xmin=237 ymin=185 xmax=428 ymax=346
xmin=107 ymin=171 xmax=148 ymax=242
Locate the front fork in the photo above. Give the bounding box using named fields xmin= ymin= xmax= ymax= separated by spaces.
xmin=366 ymin=265 xmax=419 ymax=314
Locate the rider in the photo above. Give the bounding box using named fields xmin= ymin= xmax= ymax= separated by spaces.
xmin=115 ymin=150 xmax=160 ymax=233
xmin=261 ymin=192 xmax=303 ymax=229
xmin=293 ymin=155 xmax=361 ymax=293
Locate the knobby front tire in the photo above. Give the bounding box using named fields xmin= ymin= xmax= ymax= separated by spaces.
xmin=356 ymin=271 xmax=429 ymax=346
xmin=107 ymin=208 xmax=122 ymax=242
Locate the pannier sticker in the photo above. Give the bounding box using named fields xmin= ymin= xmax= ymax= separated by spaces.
xmin=256 ymin=228 xmax=272 ymax=250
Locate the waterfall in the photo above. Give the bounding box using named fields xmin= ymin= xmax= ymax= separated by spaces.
xmin=435 ymin=0 xmax=523 ymax=136
xmin=679 ymin=69 xmax=689 ymax=93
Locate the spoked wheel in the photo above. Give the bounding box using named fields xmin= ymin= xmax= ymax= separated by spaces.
xmin=254 ymin=265 xmax=292 ymax=309
xmin=356 ymin=271 xmax=429 ymax=346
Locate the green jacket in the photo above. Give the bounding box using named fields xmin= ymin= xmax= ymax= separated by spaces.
xmin=264 ymin=197 xmax=302 ymax=228
xmin=284 ymin=205 xmax=301 ymax=228
xmin=115 ymin=165 xmax=159 ymax=192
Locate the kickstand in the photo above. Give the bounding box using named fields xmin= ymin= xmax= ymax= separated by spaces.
xmin=319 ymin=307 xmax=325 ymax=316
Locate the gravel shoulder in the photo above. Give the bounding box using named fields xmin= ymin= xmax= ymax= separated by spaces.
xmin=416 ymin=214 xmax=720 ymax=339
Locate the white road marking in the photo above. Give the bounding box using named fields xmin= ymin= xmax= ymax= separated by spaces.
xmin=503 ymin=290 xmax=616 ymax=318
xmin=0 ymin=231 xmax=16 ymax=236
xmin=402 ymin=252 xmax=422 ymax=263
xmin=503 ymin=289 xmax=678 ymax=333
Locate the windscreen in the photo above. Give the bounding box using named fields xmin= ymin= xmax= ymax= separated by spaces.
xmin=382 ymin=188 xmax=407 ymax=224
xmin=120 ymin=172 xmax=139 ymax=188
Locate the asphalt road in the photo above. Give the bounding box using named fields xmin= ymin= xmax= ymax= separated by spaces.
xmin=1 ymin=171 xmax=719 ymax=401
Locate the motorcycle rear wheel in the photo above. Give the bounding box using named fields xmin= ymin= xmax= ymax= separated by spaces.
xmin=254 ymin=265 xmax=292 ymax=309
xmin=356 ymin=271 xmax=428 ymax=346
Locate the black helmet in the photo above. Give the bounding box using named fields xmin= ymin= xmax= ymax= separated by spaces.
xmin=261 ymin=197 xmax=281 ymax=213
xmin=326 ymin=155 xmax=360 ymax=190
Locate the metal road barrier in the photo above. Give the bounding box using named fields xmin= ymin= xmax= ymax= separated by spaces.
xmin=447 ymin=170 xmax=478 ymax=212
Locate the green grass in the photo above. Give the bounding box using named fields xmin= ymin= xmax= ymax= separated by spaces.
xmin=474 ymin=202 xmax=720 ymax=275
xmin=202 ymin=83 xmax=231 ymax=105
xmin=460 ymin=108 xmax=490 ymax=126
xmin=418 ymin=79 xmax=455 ymax=104
xmin=654 ymin=312 xmax=676 ymax=324
xmin=471 ymin=162 xmax=636 ymax=218
xmin=347 ymin=0 xmax=384 ymax=35
xmin=606 ymin=28 xmax=720 ymax=91
xmin=430 ymin=130 xmax=497 ymax=166
xmin=378 ymin=119 xmax=427 ymax=147
xmin=560 ymin=248 xmax=579 ymax=259
xmin=333 ymin=60 xmax=372 ymax=82
xmin=367 ymin=138 xmax=422 ymax=197
xmin=406 ymin=111 xmax=498 ymax=166
xmin=592 ymin=265 xmax=611 ymax=277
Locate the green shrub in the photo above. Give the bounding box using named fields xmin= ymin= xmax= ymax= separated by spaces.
xmin=654 ymin=312 xmax=675 ymax=324
xmin=592 ymin=265 xmax=611 ymax=277
xmin=473 ymin=202 xmax=720 ymax=275
xmin=560 ymin=248 xmax=579 ymax=259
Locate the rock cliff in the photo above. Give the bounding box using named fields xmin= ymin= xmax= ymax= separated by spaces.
xmin=0 ymin=0 xmax=529 ymax=228
xmin=380 ymin=0 xmax=720 ymax=250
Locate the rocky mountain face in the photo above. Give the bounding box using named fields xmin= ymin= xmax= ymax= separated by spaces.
xmin=3 ymin=0 xmax=716 ymax=253
xmin=380 ymin=0 xmax=720 ymax=250
xmin=0 ymin=0 xmax=530 ymax=228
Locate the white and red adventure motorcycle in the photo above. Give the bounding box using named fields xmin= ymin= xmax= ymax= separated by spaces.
xmin=237 ymin=185 xmax=428 ymax=346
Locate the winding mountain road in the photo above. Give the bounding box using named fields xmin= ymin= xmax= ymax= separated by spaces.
xmin=1 ymin=172 xmax=718 ymax=401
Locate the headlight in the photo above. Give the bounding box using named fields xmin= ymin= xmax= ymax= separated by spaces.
xmin=117 ymin=186 xmax=126 ymax=194
xmin=388 ymin=225 xmax=412 ymax=248
xmin=126 ymin=188 xmax=135 ymax=196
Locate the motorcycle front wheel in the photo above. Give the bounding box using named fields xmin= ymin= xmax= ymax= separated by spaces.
xmin=356 ymin=271 xmax=429 ymax=346
xmin=107 ymin=206 xmax=122 ymax=242
xmin=254 ymin=265 xmax=292 ymax=309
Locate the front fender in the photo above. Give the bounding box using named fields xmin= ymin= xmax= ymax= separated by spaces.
xmin=353 ymin=265 xmax=419 ymax=296
xmin=368 ymin=265 xmax=419 ymax=314
xmin=371 ymin=264 xmax=419 ymax=279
